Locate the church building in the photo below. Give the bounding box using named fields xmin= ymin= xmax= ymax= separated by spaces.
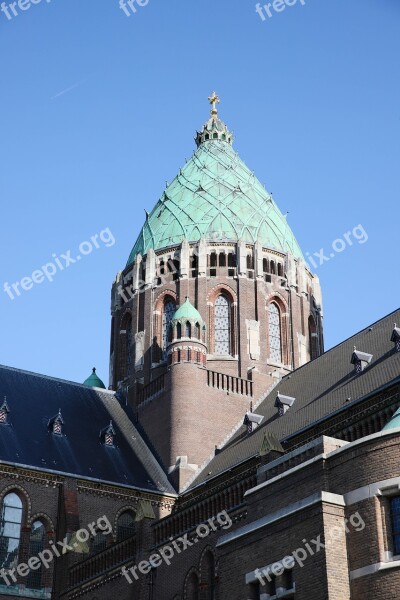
xmin=0 ymin=95 xmax=399 ymax=600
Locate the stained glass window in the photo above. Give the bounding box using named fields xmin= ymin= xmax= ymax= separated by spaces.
xmin=391 ymin=496 xmax=400 ymax=555
xmin=268 ymin=303 xmax=282 ymax=363
xmin=27 ymin=521 xmax=45 ymax=590
xmin=0 ymin=493 xmax=22 ymax=572
xmin=215 ymin=296 xmax=231 ymax=355
xmin=163 ymin=300 xmax=176 ymax=357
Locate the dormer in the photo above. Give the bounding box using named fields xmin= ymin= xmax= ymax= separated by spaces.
xmin=275 ymin=393 xmax=296 ymax=416
xmin=391 ymin=324 xmax=400 ymax=352
xmin=0 ymin=397 xmax=10 ymax=424
xmin=244 ymin=411 xmax=264 ymax=434
xmin=351 ymin=346 xmax=373 ymax=373
xmin=100 ymin=421 xmax=116 ymax=447
xmin=48 ymin=409 xmax=64 ymax=435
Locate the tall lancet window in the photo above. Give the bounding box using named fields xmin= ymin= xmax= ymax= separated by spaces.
xmin=268 ymin=302 xmax=282 ymax=363
xmin=215 ymin=295 xmax=231 ymax=355
xmin=0 ymin=493 xmax=23 ymax=571
xmin=162 ymin=300 xmax=176 ymax=357
xmin=27 ymin=521 xmax=45 ymax=590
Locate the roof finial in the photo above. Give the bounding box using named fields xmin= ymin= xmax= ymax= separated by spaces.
xmin=208 ymin=91 xmax=220 ymax=117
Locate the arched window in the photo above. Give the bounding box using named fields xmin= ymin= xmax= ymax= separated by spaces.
xmin=270 ymin=260 xmax=276 ymax=274
xmin=263 ymin=258 xmax=269 ymax=273
xmin=177 ymin=322 xmax=182 ymax=339
xmin=163 ymin=300 xmax=176 ymax=355
xmin=27 ymin=521 xmax=45 ymax=589
xmin=195 ymin=322 xmax=201 ymax=339
xmin=214 ymin=296 xmax=231 ymax=355
xmin=186 ymin=572 xmax=200 ymax=600
xmin=91 ymin=531 xmax=108 ymax=555
xmin=0 ymin=493 xmax=23 ymax=571
xmin=203 ymin=552 xmax=216 ymax=600
xmin=268 ymin=303 xmax=282 ymax=362
xmin=117 ymin=511 xmax=136 ymax=543
xmin=185 ymin=322 xmax=191 ymax=338
xmin=219 ymin=253 xmax=226 ymax=267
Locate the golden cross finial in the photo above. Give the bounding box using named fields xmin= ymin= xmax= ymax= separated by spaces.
xmin=208 ymin=91 xmax=220 ymax=116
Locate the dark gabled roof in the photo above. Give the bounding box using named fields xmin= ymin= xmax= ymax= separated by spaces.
xmin=190 ymin=308 xmax=400 ymax=488
xmin=0 ymin=365 xmax=175 ymax=495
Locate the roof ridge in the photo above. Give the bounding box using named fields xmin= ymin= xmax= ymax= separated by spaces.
xmin=277 ymin=307 xmax=400 ymax=383
xmin=99 ymin=395 xmax=176 ymax=495
xmin=0 ymin=364 xmax=113 ymax=394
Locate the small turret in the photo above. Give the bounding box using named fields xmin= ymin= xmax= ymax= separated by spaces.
xmin=167 ymin=297 xmax=207 ymax=367
xmin=83 ymin=368 xmax=106 ymax=389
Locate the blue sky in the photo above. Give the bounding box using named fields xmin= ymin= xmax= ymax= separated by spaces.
xmin=0 ymin=0 xmax=398 ymax=384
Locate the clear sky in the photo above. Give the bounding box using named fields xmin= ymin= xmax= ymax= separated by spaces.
xmin=0 ymin=0 xmax=398 ymax=385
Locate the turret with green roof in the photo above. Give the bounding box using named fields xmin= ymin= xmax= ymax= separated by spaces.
xmin=83 ymin=368 xmax=106 ymax=389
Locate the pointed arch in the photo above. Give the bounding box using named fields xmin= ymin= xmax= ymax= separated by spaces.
xmin=207 ymin=285 xmax=238 ymax=357
xmin=116 ymin=509 xmax=137 ymax=543
xmin=27 ymin=520 xmax=46 ymax=590
xmin=214 ymin=295 xmax=231 ymax=355
xmin=199 ymin=547 xmax=217 ymax=600
xmin=184 ymin=567 xmax=200 ymax=600
xmin=0 ymin=492 xmax=23 ymax=571
xmin=266 ymin=295 xmax=289 ymax=365
xmin=153 ymin=291 xmax=177 ymax=363
xmin=268 ymin=302 xmax=282 ymax=362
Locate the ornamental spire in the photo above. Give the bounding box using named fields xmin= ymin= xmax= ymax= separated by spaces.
xmin=195 ymin=92 xmax=233 ymax=147
xmin=208 ymin=91 xmax=220 ymax=117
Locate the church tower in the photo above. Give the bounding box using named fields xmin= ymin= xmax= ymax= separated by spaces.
xmin=109 ymin=94 xmax=324 ymax=491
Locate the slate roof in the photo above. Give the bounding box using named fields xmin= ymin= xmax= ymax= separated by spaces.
xmin=190 ymin=308 xmax=400 ymax=488
xmin=0 ymin=365 xmax=175 ymax=495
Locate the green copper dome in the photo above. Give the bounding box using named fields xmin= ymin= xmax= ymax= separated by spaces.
xmin=126 ymin=97 xmax=304 ymax=267
xmin=172 ymin=297 xmax=203 ymax=323
xmin=83 ymin=368 xmax=106 ymax=389
xmin=382 ymin=408 xmax=400 ymax=431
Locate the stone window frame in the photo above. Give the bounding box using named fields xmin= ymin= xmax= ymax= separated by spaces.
xmin=153 ymin=290 xmax=177 ymax=364
xmin=0 ymin=487 xmax=54 ymax=590
xmin=207 ymin=285 xmax=238 ymax=358
xmin=266 ymin=294 xmax=290 ymax=366
xmin=378 ymin=484 xmax=400 ymax=561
